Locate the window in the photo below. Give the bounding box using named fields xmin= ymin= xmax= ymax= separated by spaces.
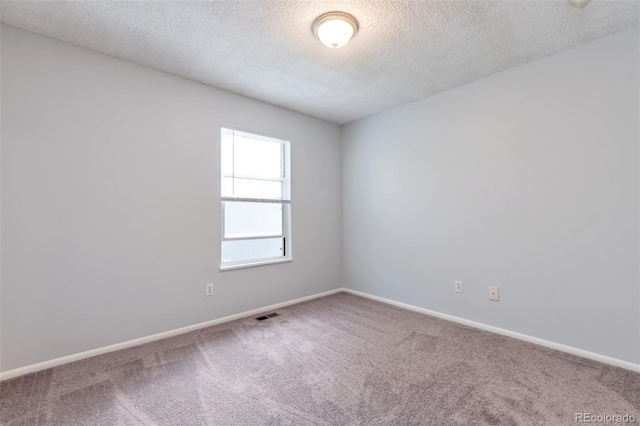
xmin=220 ymin=127 xmax=291 ymax=269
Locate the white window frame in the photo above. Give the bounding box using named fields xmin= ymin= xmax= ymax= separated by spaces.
xmin=220 ymin=127 xmax=292 ymax=270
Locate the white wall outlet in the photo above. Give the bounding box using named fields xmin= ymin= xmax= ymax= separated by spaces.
xmin=488 ymin=286 xmax=499 ymax=301
xmin=455 ymin=281 xmax=463 ymax=293
xmin=206 ymin=283 xmax=214 ymax=296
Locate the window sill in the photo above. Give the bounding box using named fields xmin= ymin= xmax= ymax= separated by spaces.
xmin=219 ymin=257 xmax=293 ymax=271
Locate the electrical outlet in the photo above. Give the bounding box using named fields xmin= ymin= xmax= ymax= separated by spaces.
xmin=455 ymin=281 xmax=463 ymax=294
xmin=488 ymin=286 xmax=499 ymax=301
xmin=206 ymin=283 xmax=214 ymax=296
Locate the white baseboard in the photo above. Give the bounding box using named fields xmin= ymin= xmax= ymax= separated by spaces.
xmin=3 ymin=286 xmax=637 ymax=381
xmin=342 ymin=288 xmax=640 ymax=373
xmin=0 ymin=288 xmax=344 ymax=381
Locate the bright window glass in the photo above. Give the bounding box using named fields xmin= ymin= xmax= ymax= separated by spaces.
xmin=224 ymin=202 xmax=283 ymax=239
xmin=222 ymin=238 xmax=285 ymax=264
xmin=221 ymin=128 xmax=291 ymax=268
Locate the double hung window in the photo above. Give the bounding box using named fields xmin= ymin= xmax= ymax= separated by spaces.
xmin=220 ymin=127 xmax=291 ymax=269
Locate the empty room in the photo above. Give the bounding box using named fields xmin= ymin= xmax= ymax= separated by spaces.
xmin=1 ymin=1 xmax=639 ymax=425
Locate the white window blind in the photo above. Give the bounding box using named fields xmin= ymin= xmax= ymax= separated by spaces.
xmin=221 ymin=127 xmax=291 ymax=268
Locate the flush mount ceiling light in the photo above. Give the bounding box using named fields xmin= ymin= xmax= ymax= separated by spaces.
xmin=568 ymin=0 xmax=591 ymax=8
xmin=313 ymin=12 xmax=358 ymax=49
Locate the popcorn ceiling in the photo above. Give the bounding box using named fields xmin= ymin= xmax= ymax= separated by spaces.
xmin=1 ymin=1 xmax=637 ymax=124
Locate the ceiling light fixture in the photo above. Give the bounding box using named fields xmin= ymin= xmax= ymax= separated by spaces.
xmin=568 ymin=0 xmax=591 ymax=8
xmin=313 ymin=12 xmax=358 ymax=49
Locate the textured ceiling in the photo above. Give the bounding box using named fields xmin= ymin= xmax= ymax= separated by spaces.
xmin=1 ymin=1 xmax=638 ymax=124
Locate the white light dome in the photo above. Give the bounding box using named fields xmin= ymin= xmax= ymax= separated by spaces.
xmin=313 ymin=12 xmax=358 ymax=49
xmin=568 ymin=0 xmax=591 ymax=8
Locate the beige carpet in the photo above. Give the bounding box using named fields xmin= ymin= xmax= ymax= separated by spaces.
xmin=1 ymin=292 xmax=638 ymax=425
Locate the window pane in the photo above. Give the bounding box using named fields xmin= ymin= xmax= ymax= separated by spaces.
xmin=221 ymin=131 xmax=234 ymax=176
xmin=233 ymin=135 xmax=282 ymax=179
xmin=222 ymin=177 xmax=283 ymax=199
xmin=222 ymin=238 xmax=284 ymax=263
xmin=224 ymin=201 xmax=282 ymax=238
xmin=221 ymin=128 xmax=291 ymax=267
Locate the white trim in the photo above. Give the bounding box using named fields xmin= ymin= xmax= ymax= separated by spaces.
xmin=219 ymin=257 xmax=292 ymax=271
xmin=342 ymin=288 xmax=640 ymax=373
xmin=221 ymin=196 xmax=290 ymax=203
xmin=221 ymin=126 xmax=290 ymax=145
xmin=4 ymin=287 xmax=638 ymax=381
xmin=222 ymin=234 xmax=284 ymax=242
xmin=0 ymin=288 xmax=343 ymax=381
xmin=221 ymin=175 xmax=286 ymax=184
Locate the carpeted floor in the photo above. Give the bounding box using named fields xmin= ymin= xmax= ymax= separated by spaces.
xmin=1 ymin=292 xmax=638 ymax=425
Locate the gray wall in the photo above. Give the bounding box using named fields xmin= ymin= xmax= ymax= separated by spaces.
xmin=342 ymin=26 xmax=640 ymax=364
xmin=2 ymin=22 xmax=638 ymax=372
xmin=1 ymin=25 xmax=343 ymax=372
